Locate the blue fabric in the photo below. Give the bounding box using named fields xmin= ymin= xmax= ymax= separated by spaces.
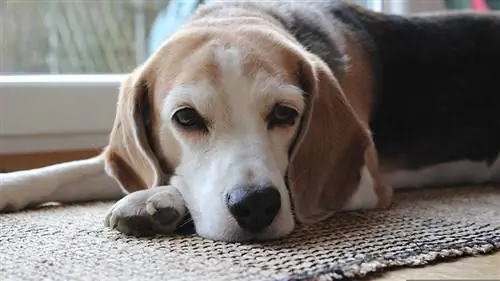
xmin=148 ymin=0 xmax=202 ymax=56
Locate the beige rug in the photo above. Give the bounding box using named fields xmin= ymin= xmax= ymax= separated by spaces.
xmin=1 ymin=186 xmax=499 ymax=281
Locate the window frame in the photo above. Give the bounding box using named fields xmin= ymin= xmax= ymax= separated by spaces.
xmin=0 ymin=75 xmax=123 ymax=154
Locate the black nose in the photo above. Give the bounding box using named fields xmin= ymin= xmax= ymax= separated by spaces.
xmin=226 ymin=185 xmax=281 ymax=233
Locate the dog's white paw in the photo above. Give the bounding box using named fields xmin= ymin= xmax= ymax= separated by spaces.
xmin=104 ymin=185 xmax=187 ymax=237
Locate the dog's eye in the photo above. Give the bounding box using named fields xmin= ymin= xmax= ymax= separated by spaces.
xmin=268 ymin=104 xmax=298 ymax=129
xmin=172 ymin=107 xmax=208 ymax=132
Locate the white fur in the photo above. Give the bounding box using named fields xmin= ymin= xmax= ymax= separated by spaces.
xmin=385 ymin=154 xmax=500 ymax=189
xmin=160 ymin=44 xmax=301 ymax=241
xmin=104 ymin=184 xmax=186 ymax=233
xmin=342 ymin=166 xmax=378 ymax=210
xmin=0 ymin=155 xmax=124 ymax=211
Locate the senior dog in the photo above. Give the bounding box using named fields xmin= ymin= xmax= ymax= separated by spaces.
xmin=1 ymin=0 xmax=500 ymax=242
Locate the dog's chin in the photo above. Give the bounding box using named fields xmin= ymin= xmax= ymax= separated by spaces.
xmin=193 ymin=214 xmax=296 ymax=242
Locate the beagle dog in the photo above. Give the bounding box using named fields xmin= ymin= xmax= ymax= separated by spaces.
xmin=1 ymin=1 xmax=500 ymax=242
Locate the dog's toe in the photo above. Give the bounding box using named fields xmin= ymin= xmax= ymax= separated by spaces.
xmin=146 ymin=189 xmax=186 ymax=226
xmin=104 ymin=186 xmax=186 ymax=237
xmin=104 ymin=206 xmax=118 ymax=228
xmin=114 ymin=215 xmax=160 ymax=237
xmin=146 ymin=204 xmax=180 ymax=226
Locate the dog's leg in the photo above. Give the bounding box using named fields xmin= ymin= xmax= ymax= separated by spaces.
xmin=104 ymin=185 xmax=187 ymax=237
xmin=0 ymin=154 xmax=124 ymax=212
xmin=1 ymin=154 xmax=187 ymax=236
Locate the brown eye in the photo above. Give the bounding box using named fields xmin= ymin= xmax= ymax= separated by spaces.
xmin=268 ymin=104 xmax=298 ymax=129
xmin=172 ymin=107 xmax=208 ymax=132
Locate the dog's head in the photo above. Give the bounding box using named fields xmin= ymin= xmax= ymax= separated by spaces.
xmin=104 ymin=5 xmax=391 ymax=241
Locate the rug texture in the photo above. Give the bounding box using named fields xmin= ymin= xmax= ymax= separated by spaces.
xmin=1 ymin=186 xmax=500 ymax=281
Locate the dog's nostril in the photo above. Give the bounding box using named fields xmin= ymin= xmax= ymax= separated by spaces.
xmin=226 ymin=185 xmax=281 ymax=233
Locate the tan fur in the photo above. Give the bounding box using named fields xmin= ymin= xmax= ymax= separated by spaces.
xmin=340 ymin=33 xmax=393 ymax=209
xmin=104 ymin=68 xmax=167 ymax=193
xmin=289 ymin=56 xmax=375 ymax=223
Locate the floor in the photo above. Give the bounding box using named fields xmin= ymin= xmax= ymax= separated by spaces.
xmin=378 ymin=251 xmax=500 ymax=280
xmin=0 ymin=149 xmax=101 ymax=172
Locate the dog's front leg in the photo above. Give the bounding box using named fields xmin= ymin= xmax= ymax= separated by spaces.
xmin=104 ymin=185 xmax=187 ymax=237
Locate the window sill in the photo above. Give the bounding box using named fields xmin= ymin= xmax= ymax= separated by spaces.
xmin=0 ymin=75 xmax=124 ymax=154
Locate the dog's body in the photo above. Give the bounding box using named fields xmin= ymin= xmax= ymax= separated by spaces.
xmin=1 ymin=1 xmax=500 ymax=242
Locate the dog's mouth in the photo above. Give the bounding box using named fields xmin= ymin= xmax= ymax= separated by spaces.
xmin=172 ymin=212 xmax=263 ymax=240
xmin=173 ymin=211 xmax=293 ymax=242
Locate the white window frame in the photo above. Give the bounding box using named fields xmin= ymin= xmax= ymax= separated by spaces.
xmin=0 ymin=75 xmax=124 ymax=154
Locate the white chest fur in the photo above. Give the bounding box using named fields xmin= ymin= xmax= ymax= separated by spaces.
xmin=384 ymin=155 xmax=500 ymax=189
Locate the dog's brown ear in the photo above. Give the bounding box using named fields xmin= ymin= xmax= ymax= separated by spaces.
xmin=288 ymin=55 xmax=391 ymax=223
xmin=103 ymin=69 xmax=165 ymax=193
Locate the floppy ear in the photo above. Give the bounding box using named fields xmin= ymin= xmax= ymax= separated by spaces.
xmin=103 ymin=69 xmax=166 ymax=193
xmin=288 ymin=56 xmax=392 ymax=224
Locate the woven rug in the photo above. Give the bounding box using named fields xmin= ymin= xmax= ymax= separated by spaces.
xmin=1 ymin=186 xmax=500 ymax=281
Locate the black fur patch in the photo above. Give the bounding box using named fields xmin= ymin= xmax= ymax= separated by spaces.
xmin=352 ymin=11 xmax=500 ymax=168
xmin=285 ymin=2 xmax=500 ymax=169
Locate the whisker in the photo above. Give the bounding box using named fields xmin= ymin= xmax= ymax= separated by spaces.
xmin=290 ymin=168 xmax=309 ymax=186
xmin=176 ymin=217 xmax=194 ymax=229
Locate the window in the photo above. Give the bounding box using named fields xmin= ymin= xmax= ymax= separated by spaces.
xmin=0 ymin=0 xmax=203 ymax=153
xmin=1 ymin=0 xmax=486 ymax=154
